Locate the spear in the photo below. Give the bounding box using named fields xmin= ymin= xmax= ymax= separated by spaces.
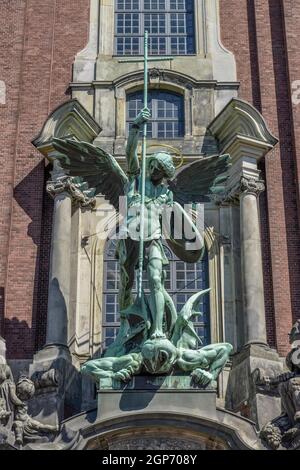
xmin=119 ymin=32 xmax=173 ymax=300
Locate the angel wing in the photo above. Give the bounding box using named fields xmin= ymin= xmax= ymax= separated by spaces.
xmin=51 ymin=138 xmax=128 ymax=210
xmin=171 ymin=289 xmax=211 ymax=350
xmin=169 ymin=154 xmax=231 ymax=205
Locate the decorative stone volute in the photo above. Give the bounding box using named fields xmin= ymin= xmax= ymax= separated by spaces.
xmin=46 ymin=174 xmax=96 ymax=209
xmin=240 ymin=176 xmax=265 ymax=196
xmin=215 ymin=175 xmax=265 ymax=205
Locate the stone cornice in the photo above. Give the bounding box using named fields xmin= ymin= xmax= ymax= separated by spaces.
xmin=70 ymin=76 xmax=240 ymax=91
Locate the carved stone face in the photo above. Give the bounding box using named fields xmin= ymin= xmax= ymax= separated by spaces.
xmin=141 ymin=339 xmax=178 ymax=375
xmin=16 ymin=377 xmax=35 ymax=401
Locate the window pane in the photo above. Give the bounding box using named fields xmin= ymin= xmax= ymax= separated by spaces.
xmin=117 ymin=0 xmax=140 ymax=10
xmin=145 ymin=14 xmax=166 ymax=34
xmin=115 ymin=0 xmax=195 ymax=55
xmin=170 ymin=0 xmax=193 ymax=10
xmin=144 ymin=0 xmax=166 ymax=9
xmin=104 ymin=327 xmax=119 ymax=348
xmin=126 ymin=90 xmax=184 ymax=139
xmin=149 ymin=36 xmax=166 ymax=55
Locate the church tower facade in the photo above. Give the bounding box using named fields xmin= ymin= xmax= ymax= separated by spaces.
xmin=0 ymin=0 xmax=300 ymax=451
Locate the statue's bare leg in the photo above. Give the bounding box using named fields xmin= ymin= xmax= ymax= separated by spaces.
xmin=103 ymin=240 xmax=138 ymax=357
xmin=147 ymin=243 xmax=165 ymax=339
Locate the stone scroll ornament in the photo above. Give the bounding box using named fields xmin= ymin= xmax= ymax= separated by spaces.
xmin=50 ymin=109 xmax=232 ymax=387
xmin=0 ymin=366 xmax=58 ymax=447
xmin=256 ymin=320 xmax=300 ymax=450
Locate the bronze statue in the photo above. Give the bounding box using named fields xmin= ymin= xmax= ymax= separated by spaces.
xmin=51 ymin=107 xmax=232 ymax=385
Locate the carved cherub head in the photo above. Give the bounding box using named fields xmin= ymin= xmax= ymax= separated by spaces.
xmin=16 ymin=376 xmax=35 ymax=402
xmin=141 ymin=338 xmax=178 ymax=375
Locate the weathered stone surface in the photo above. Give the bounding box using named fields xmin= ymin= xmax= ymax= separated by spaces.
xmin=73 ymin=0 xmax=238 ymax=150
xmin=226 ymin=344 xmax=283 ymax=429
xmin=97 ymin=376 xmax=218 ymax=422
xmin=101 ymin=436 xmax=226 ymax=451
xmin=39 ymin=402 xmax=264 ymax=450
xmin=29 ymin=345 xmax=81 ymax=428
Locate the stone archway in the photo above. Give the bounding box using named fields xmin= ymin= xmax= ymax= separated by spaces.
xmin=57 ymin=408 xmax=264 ymax=451
xmin=85 ymin=427 xmax=229 ymax=451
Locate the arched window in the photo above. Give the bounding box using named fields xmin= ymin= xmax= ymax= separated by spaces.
xmin=127 ymin=90 xmax=184 ymax=139
xmin=102 ymin=239 xmax=210 ymax=350
xmin=115 ymin=0 xmax=195 ymax=56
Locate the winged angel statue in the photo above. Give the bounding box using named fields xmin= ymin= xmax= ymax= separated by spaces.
xmin=52 ymin=109 xmax=232 ymax=387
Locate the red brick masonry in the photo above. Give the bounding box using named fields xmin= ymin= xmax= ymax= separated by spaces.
xmin=220 ymin=0 xmax=300 ymax=355
xmin=0 ymin=0 xmax=90 ymax=358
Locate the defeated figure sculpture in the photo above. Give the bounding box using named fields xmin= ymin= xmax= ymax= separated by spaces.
xmin=51 ymin=109 xmax=233 ymax=385
xmin=0 ymin=364 xmax=59 ymax=447
xmin=13 ymin=376 xmax=59 ymax=446
xmin=257 ymin=320 xmax=300 ymax=450
xmin=82 ymin=339 xmax=232 ymax=387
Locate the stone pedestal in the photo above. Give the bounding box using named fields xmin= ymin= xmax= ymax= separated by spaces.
xmin=97 ymin=375 xmax=217 ymax=422
xmin=29 ymin=344 xmax=82 ymax=431
xmin=29 ymin=346 xmax=71 ymax=427
xmin=226 ymin=344 xmax=283 ymax=429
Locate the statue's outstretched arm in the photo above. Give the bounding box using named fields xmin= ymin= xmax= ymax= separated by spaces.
xmin=8 ymin=382 xmax=23 ymax=406
xmin=126 ymin=108 xmax=150 ymax=176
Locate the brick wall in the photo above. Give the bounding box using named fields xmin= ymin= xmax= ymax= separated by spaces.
xmin=220 ymin=0 xmax=300 ymax=355
xmin=282 ymin=0 xmax=300 ymax=326
xmin=0 ymin=0 xmax=90 ymax=358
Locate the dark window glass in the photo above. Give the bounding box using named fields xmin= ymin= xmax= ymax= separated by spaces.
xmin=126 ymin=90 xmax=184 ymax=139
xmin=115 ymin=0 xmax=195 ymax=55
xmin=102 ymin=239 xmax=210 ymax=350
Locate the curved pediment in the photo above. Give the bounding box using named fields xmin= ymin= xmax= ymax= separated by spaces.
xmin=208 ymin=98 xmax=278 ymax=161
xmin=32 ymin=99 xmax=101 ymax=159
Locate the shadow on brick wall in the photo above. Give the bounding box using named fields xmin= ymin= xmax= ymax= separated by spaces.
xmin=6 ymin=162 xmax=54 ymax=358
xmin=4 ymin=317 xmax=33 ymax=359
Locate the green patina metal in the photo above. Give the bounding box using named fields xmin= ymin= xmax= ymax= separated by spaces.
xmin=50 ymin=32 xmax=233 ymax=387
